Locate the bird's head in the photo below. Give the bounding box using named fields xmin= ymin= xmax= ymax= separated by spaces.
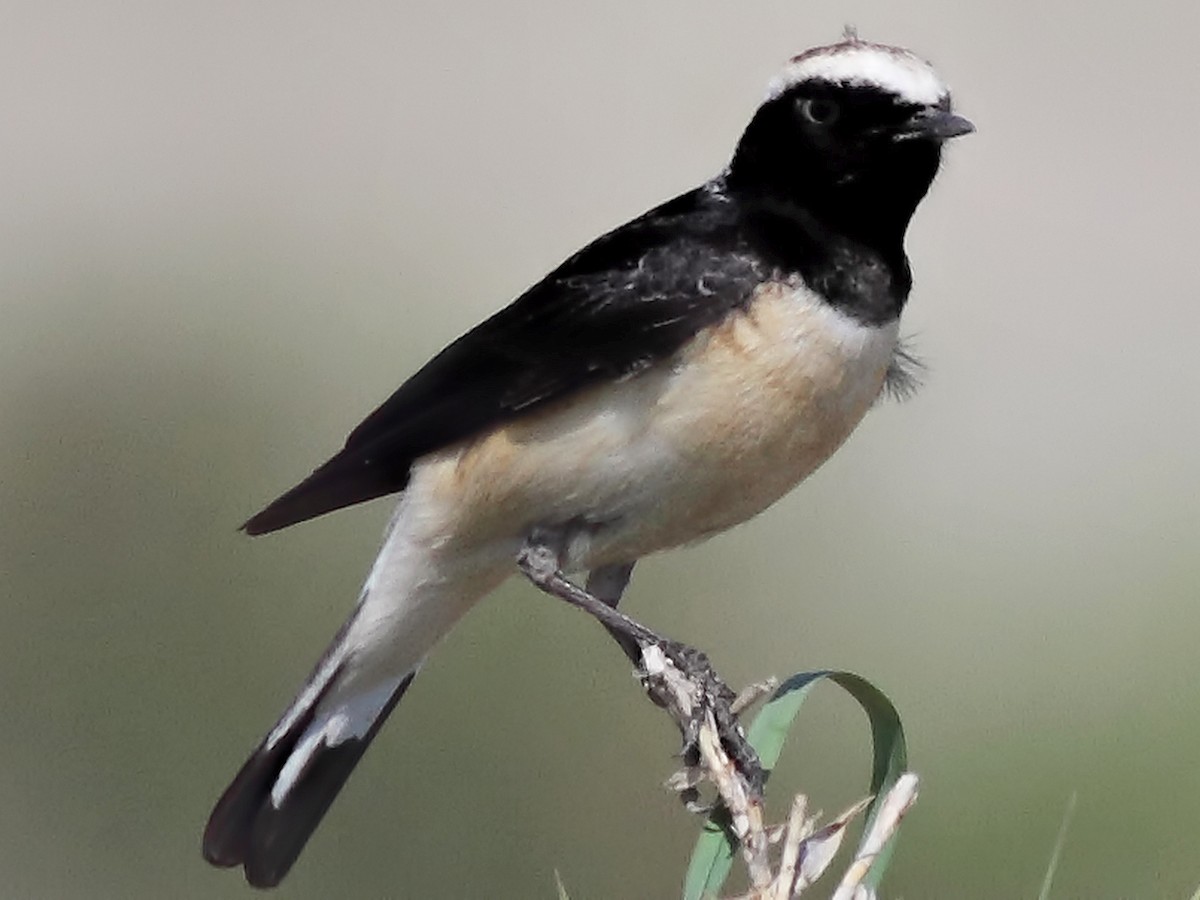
xmin=729 ymin=35 xmax=973 ymax=241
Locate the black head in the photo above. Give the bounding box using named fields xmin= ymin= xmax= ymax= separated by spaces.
xmin=728 ymin=38 xmax=972 ymax=253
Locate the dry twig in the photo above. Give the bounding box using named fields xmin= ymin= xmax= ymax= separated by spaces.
xmin=639 ymin=644 xmax=918 ymax=899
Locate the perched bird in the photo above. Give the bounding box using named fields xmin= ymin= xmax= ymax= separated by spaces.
xmin=203 ymin=35 xmax=972 ymax=887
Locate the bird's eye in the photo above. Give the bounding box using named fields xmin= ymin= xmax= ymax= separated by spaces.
xmin=799 ymin=98 xmax=839 ymax=126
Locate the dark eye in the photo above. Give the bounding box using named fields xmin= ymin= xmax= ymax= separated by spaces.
xmin=799 ymin=97 xmax=840 ymax=126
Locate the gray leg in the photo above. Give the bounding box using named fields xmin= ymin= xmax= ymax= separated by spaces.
xmin=586 ymin=562 xmax=634 ymax=607
xmin=586 ymin=562 xmax=640 ymax=664
xmin=517 ymin=532 xmax=764 ymax=795
xmin=517 ymin=536 xmax=660 ymax=648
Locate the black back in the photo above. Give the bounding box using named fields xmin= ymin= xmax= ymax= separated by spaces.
xmin=245 ymin=186 xmax=788 ymax=534
xmin=244 ymin=76 xmax=945 ymax=535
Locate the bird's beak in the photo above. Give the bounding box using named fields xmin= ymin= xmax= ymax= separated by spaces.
xmin=896 ymin=107 xmax=975 ymax=142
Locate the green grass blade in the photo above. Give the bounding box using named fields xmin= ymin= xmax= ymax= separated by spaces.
xmin=681 ymin=670 xmax=907 ymax=900
xmin=554 ymin=869 xmax=571 ymax=900
xmin=1036 ymin=792 xmax=1077 ymax=900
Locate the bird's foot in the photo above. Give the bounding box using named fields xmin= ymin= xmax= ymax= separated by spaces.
xmin=639 ymin=638 xmax=765 ymax=804
xmin=515 ymin=532 xmax=764 ymax=805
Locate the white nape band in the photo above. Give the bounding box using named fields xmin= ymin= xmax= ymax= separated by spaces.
xmin=766 ymin=43 xmax=948 ymax=107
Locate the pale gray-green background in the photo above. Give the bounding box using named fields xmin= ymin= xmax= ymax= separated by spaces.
xmin=3 ymin=1 xmax=1198 ymax=897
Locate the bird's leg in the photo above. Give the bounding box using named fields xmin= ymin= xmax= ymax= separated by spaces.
xmin=587 ymin=562 xmax=760 ymax=786
xmin=516 ymin=532 xmax=763 ymax=798
xmin=586 ymin=562 xmax=640 ymax=665
xmin=516 ymin=536 xmax=661 ymax=646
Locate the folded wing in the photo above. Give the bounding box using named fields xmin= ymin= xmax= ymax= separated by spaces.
xmin=244 ymin=186 xmax=767 ymax=535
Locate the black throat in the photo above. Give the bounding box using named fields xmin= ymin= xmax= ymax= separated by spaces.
xmin=724 ymin=186 xmax=913 ymax=325
xmin=723 ymin=107 xmax=943 ymax=325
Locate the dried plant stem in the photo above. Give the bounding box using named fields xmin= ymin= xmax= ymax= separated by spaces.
xmin=641 ymin=643 xmax=919 ymax=899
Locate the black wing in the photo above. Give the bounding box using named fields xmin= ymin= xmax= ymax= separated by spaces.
xmin=244 ymin=185 xmax=771 ymax=535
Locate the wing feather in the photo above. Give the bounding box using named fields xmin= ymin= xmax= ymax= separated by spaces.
xmin=243 ymin=185 xmax=768 ymax=535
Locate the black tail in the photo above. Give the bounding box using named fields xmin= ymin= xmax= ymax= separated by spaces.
xmin=202 ymin=659 xmax=416 ymax=888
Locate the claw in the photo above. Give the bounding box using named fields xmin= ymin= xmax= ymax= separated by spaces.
xmin=731 ymin=678 xmax=779 ymax=716
xmin=650 ymin=639 xmax=766 ymax=800
xmin=665 ymin=767 xmax=703 ymax=793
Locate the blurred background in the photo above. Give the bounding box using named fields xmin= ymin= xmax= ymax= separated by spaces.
xmin=2 ymin=1 xmax=1198 ymax=897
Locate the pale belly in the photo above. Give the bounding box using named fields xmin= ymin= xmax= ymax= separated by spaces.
xmin=406 ymin=283 xmax=899 ymax=571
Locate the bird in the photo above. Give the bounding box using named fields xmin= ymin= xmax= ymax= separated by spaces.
xmin=202 ymin=34 xmax=972 ymax=888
